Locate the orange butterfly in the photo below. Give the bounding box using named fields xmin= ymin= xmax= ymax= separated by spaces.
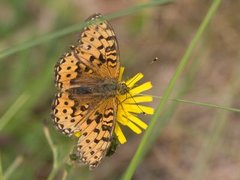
xmin=52 ymin=13 xmax=127 ymax=169
xmin=52 ymin=13 xmax=154 ymax=169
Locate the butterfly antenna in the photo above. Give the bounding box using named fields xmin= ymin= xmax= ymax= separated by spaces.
xmin=127 ymin=92 xmax=146 ymax=115
xmin=118 ymin=91 xmax=146 ymax=115
xmin=116 ymin=97 xmax=127 ymax=117
xmin=119 ymin=74 xmax=147 ymax=114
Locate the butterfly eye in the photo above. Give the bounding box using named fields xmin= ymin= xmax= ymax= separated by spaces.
xmin=118 ymin=82 xmax=129 ymax=95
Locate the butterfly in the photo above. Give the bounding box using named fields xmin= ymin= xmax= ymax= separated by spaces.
xmin=51 ymin=13 xmax=128 ymax=169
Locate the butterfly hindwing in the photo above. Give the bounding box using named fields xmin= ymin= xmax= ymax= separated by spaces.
xmin=76 ymin=98 xmax=116 ymax=169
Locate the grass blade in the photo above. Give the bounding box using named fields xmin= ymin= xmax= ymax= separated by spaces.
xmin=0 ymin=154 xmax=3 ymax=180
xmin=0 ymin=0 xmax=172 ymax=60
xmin=43 ymin=126 xmax=59 ymax=180
xmin=149 ymin=95 xmax=240 ymax=113
xmin=0 ymin=93 xmax=29 ymax=131
xmin=122 ymin=0 xmax=222 ymax=179
xmin=4 ymin=156 xmax=23 ymax=180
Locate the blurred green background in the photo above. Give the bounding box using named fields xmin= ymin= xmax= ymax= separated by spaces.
xmin=0 ymin=0 xmax=240 ymax=179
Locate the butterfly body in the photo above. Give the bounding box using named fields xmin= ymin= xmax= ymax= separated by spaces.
xmin=67 ymin=79 xmax=128 ymax=97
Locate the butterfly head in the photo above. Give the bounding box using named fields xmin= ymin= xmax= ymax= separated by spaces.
xmin=118 ymin=82 xmax=129 ymax=95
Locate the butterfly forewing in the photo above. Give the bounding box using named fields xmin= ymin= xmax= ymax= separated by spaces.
xmin=54 ymin=14 xmax=120 ymax=90
xmin=52 ymin=13 xmax=120 ymax=169
xmin=54 ymin=48 xmax=101 ymax=90
xmin=78 ymin=13 xmax=120 ymax=79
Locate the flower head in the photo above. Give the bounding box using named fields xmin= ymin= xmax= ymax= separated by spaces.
xmin=115 ymin=67 xmax=154 ymax=144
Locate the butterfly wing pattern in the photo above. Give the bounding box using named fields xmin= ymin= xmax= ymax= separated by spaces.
xmin=52 ymin=13 xmax=120 ymax=169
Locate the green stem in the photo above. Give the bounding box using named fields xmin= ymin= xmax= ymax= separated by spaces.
xmin=122 ymin=0 xmax=222 ymax=179
xmin=43 ymin=126 xmax=59 ymax=180
xmin=0 ymin=154 xmax=3 ymax=180
xmin=0 ymin=93 xmax=29 ymax=131
xmin=4 ymin=156 xmax=23 ymax=180
xmin=147 ymin=94 xmax=240 ymax=113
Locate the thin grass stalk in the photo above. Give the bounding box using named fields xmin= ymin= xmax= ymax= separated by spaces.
xmin=122 ymin=0 xmax=222 ymax=179
xmin=0 ymin=154 xmax=3 ymax=180
xmin=0 ymin=93 xmax=29 ymax=131
xmin=0 ymin=0 xmax=172 ymax=60
xmin=4 ymin=156 xmax=23 ymax=180
xmin=43 ymin=126 xmax=59 ymax=180
xmin=149 ymin=95 xmax=240 ymax=113
xmin=188 ymin=104 xmax=230 ymax=180
xmin=146 ymin=44 xmax=204 ymax=147
xmin=187 ymin=63 xmax=240 ymax=180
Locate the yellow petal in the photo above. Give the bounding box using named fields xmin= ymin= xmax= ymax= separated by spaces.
xmin=117 ymin=103 xmax=126 ymax=119
xmin=118 ymin=116 xmax=144 ymax=134
xmin=117 ymin=113 xmax=128 ymax=125
xmin=118 ymin=67 xmax=125 ymax=81
xmin=116 ymin=69 xmax=154 ymax=142
xmin=123 ymin=104 xmax=154 ymax=114
xmin=123 ymin=95 xmax=153 ymax=104
xmin=118 ymin=93 xmax=132 ymax=102
xmin=115 ymin=123 xmax=127 ymax=144
xmin=127 ymin=121 xmax=142 ymax=134
xmin=126 ymin=73 xmax=143 ymax=88
xmin=74 ymin=131 xmax=81 ymax=137
xmin=126 ymin=112 xmax=148 ymax=129
xmin=129 ymin=82 xmax=152 ymax=96
xmin=118 ymin=94 xmax=153 ymax=103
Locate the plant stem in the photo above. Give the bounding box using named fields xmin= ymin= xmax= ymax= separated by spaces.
xmin=122 ymin=0 xmax=222 ymax=179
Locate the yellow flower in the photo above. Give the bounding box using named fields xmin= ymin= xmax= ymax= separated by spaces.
xmin=115 ymin=67 xmax=154 ymax=144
